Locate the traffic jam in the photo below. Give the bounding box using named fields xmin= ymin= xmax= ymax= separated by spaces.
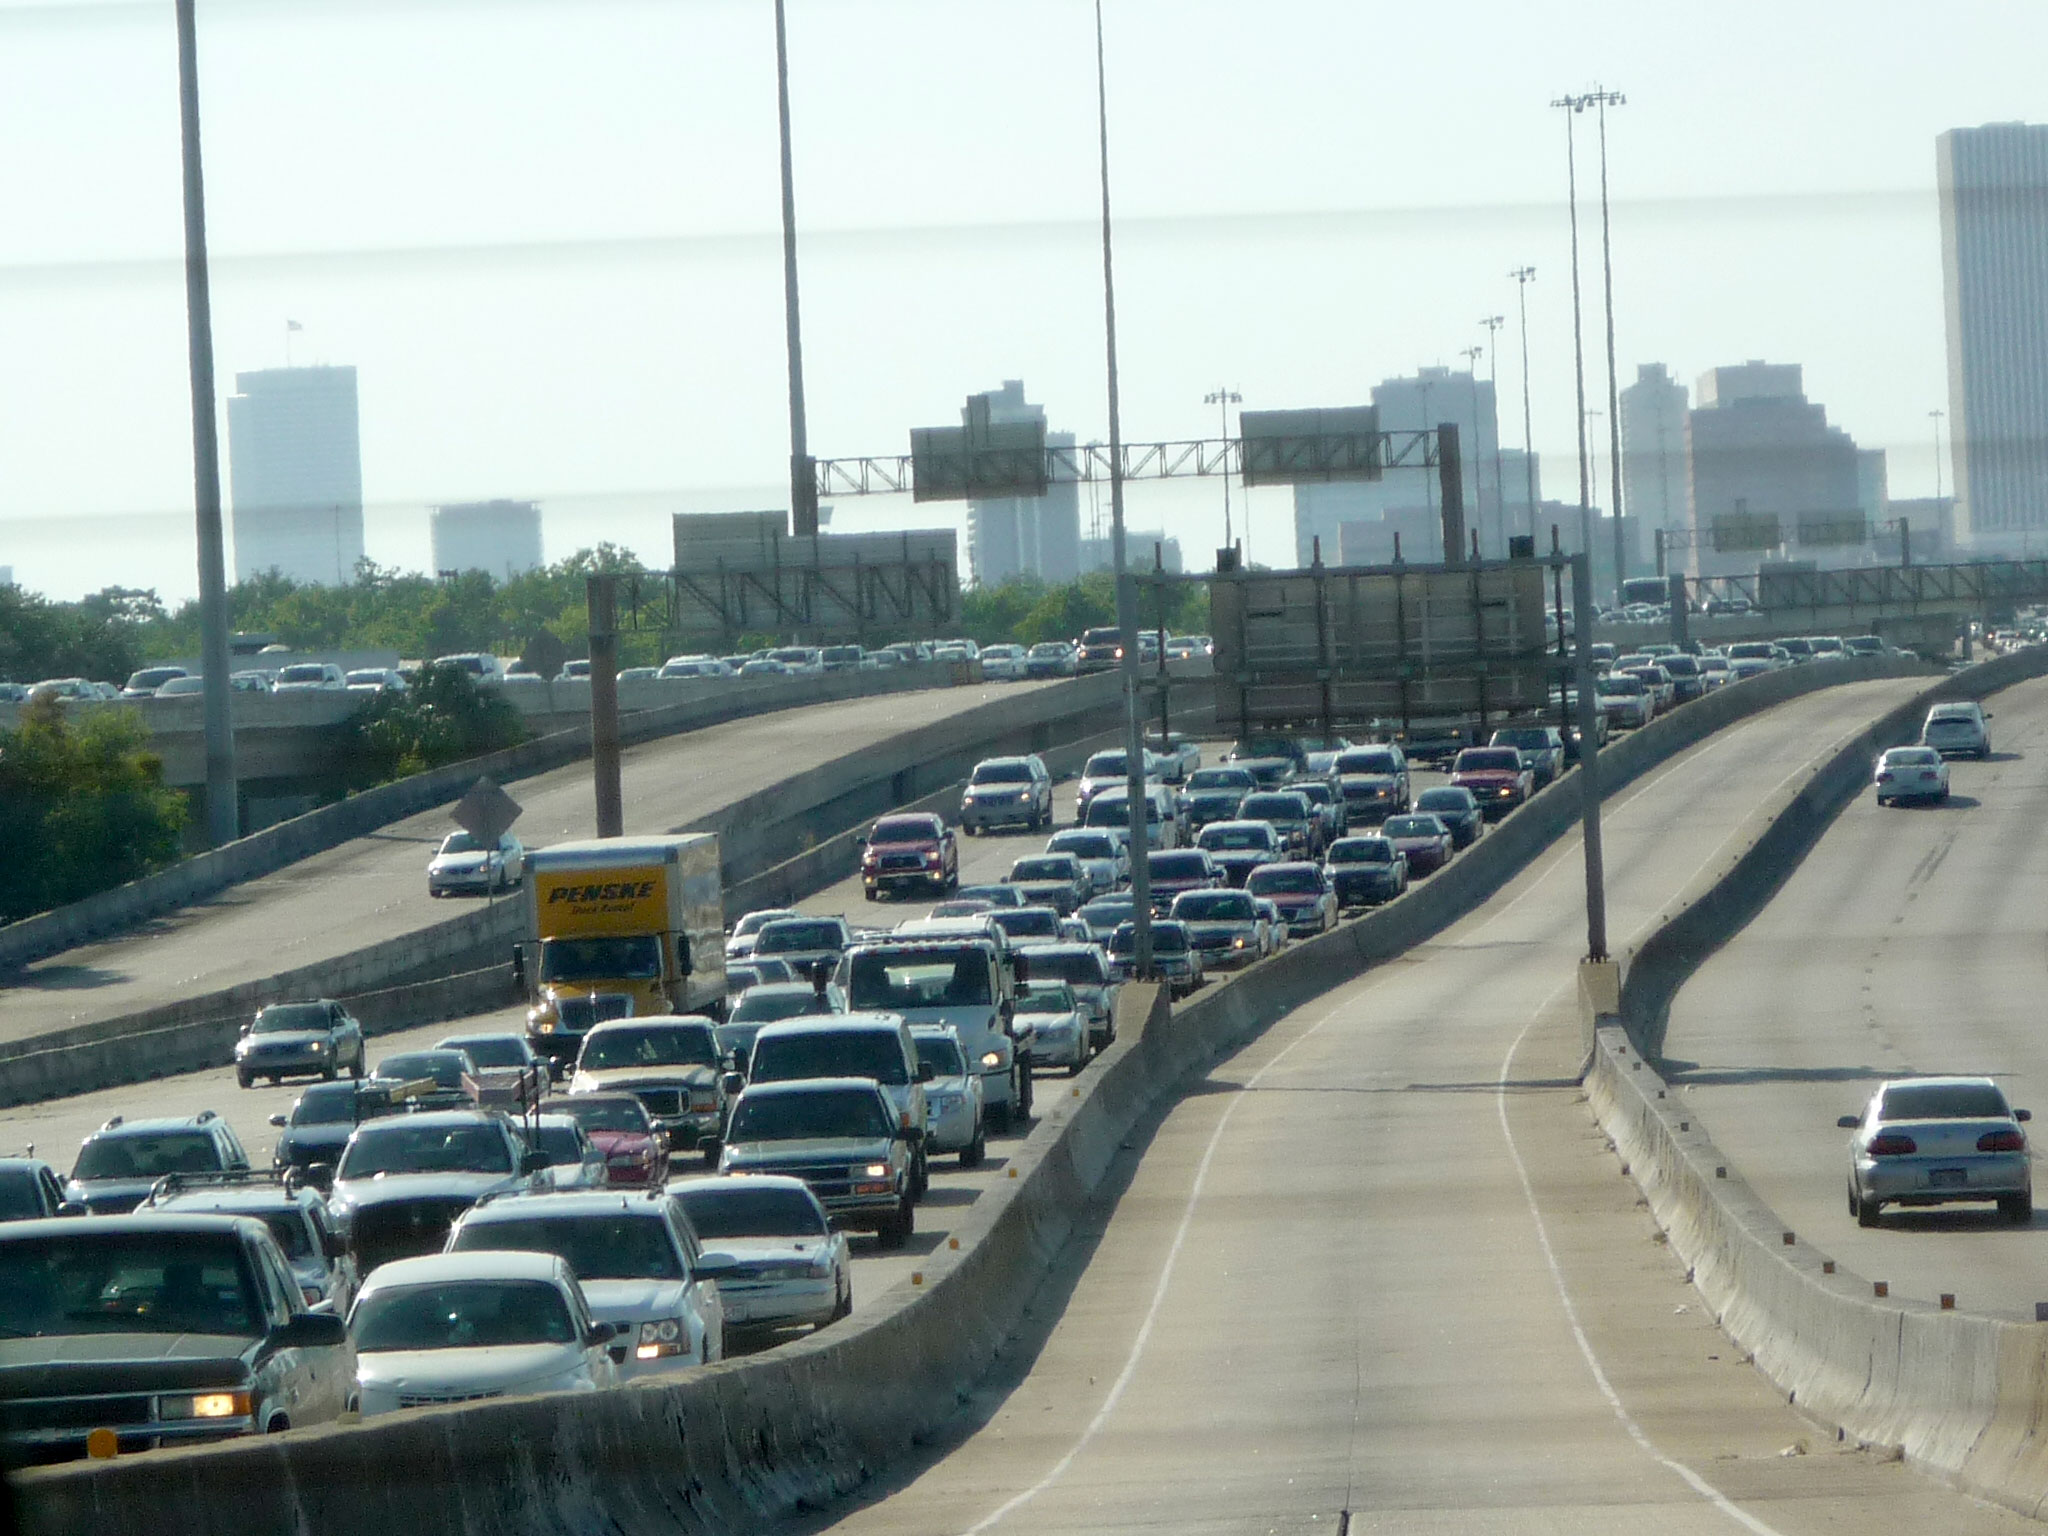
xmin=0 ymin=646 xmax=1772 ymax=1466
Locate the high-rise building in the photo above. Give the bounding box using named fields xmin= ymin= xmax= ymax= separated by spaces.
xmin=0 ymin=566 xmax=12 ymax=589
xmin=1684 ymin=362 xmax=1862 ymax=578
xmin=1080 ymin=533 xmax=1181 ymax=575
xmin=1938 ymin=124 xmax=2048 ymax=548
xmin=1620 ymin=364 xmax=1689 ymax=562
xmin=431 ymin=500 xmax=544 ymax=580
xmin=961 ymin=381 xmax=1080 ymax=587
xmin=1291 ymin=367 xmax=1500 ymax=566
xmin=226 ymin=366 xmax=364 ymax=586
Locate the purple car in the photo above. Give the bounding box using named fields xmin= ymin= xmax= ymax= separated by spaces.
xmin=1380 ymin=813 xmax=1453 ymax=876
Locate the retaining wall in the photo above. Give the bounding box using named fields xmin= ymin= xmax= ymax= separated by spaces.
xmin=1580 ymin=642 xmax=2048 ymax=1520
xmin=9 ymin=656 xmax=1941 ymax=1534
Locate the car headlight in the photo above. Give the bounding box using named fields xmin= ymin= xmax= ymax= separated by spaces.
xmin=159 ymin=1390 xmax=251 ymax=1421
xmin=808 ymin=1254 xmax=836 ymax=1277
xmin=307 ymin=1040 xmax=325 ymax=1052
xmin=634 ymin=1317 xmax=687 ymax=1359
xmin=862 ymin=1163 xmax=890 ymax=1179
xmin=981 ymin=1050 xmax=1003 ymax=1068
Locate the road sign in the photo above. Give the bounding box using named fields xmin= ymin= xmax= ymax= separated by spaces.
xmin=451 ymin=777 xmax=522 ymax=848
xmin=520 ymin=631 xmax=568 ymax=682
xmin=1711 ymin=512 xmax=1782 ymax=553
xmin=1239 ymin=406 xmax=1383 ymax=487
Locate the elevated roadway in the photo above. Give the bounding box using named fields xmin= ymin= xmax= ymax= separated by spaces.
xmin=0 ymin=679 xmax=1060 ymax=1050
xmin=794 ymin=677 xmax=2033 ymax=1535
xmin=1657 ymin=672 xmax=2048 ymax=1318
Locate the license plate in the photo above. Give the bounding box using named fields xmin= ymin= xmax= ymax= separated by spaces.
xmin=1928 ymin=1168 xmax=1967 ymax=1188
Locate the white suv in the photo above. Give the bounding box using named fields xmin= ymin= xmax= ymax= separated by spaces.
xmin=1921 ymin=700 xmax=1990 ymax=760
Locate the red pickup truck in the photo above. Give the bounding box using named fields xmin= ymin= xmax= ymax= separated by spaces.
xmin=1447 ymin=747 xmax=1535 ymax=820
xmin=861 ymin=812 xmax=960 ymax=899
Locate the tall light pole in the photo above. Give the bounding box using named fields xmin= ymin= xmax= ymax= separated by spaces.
xmin=1551 ymin=94 xmax=1593 ymax=572
xmin=1095 ymin=0 xmax=1150 ymax=975
xmin=773 ymin=0 xmax=818 ymax=537
xmin=1587 ymin=86 xmax=1628 ymax=602
xmin=1480 ymin=315 xmax=1505 ymax=553
xmin=176 ymin=0 xmax=236 ymax=847
xmin=1205 ymin=386 xmax=1242 ymax=553
xmin=1460 ymin=345 xmax=1484 ymax=554
xmin=1930 ymin=408 xmax=1947 ymax=500
xmin=1511 ymin=267 xmax=1538 ymax=541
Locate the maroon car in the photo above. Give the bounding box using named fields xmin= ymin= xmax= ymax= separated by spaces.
xmin=861 ymin=812 xmax=960 ymax=899
xmin=1381 ymin=813 xmax=1454 ymax=876
xmin=1447 ymin=747 xmax=1535 ymax=821
xmin=555 ymin=1093 xmax=670 ymax=1187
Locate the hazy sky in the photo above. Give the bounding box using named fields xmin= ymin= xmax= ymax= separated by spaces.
xmin=0 ymin=0 xmax=2041 ymax=601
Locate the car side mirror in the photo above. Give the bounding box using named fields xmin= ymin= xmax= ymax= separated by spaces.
xmin=511 ymin=948 xmax=527 ymax=989
xmin=586 ymin=1321 xmax=618 ymax=1347
xmin=240 ymin=1021 xmax=252 ymax=1036
xmin=2018 ymin=1108 xmax=2032 ymax=1123
xmin=57 ymin=1201 xmax=88 ymax=1218
xmin=276 ymin=1312 xmax=348 ymax=1350
xmin=1012 ymin=953 xmax=1030 ymax=983
xmin=323 ymin=1230 xmax=348 ymax=1260
xmin=1836 ymin=1115 xmax=1860 ymax=1129
xmin=722 ymin=1071 xmax=745 ymax=1097
xmin=521 ymin=1150 xmax=550 ymax=1175
xmin=917 ymin=1061 xmax=936 ymax=1083
xmin=268 ymin=1112 xmax=288 ymax=1128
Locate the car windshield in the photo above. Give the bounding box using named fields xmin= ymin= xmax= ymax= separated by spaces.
xmin=1415 ymin=790 xmax=1471 ymax=812
xmin=1247 ymin=867 xmax=1321 ymax=895
xmin=580 ymin=1025 xmax=718 ymax=1071
xmin=1493 ymin=731 xmax=1548 ymax=749
xmin=1384 ymin=817 xmax=1439 ymax=838
xmin=277 ymin=664 xmax=328 ymax=683
xmin=352 ymin=1279 xmax=577 ymax=1351
xmin=73 ymin=1133 xmax=219 ymax=1182
xmin=1084 ymin=752 xmax=1128 ymax=777
xmin=845 ymin=951 xmax=993 ymax=1011
xmin=253 ymin=1003 xmax=331 ymax=1034
xmin=1598 ymin=676 xmax=1645 ymax=696
xmin=1239 ymin=796 xmax=1306 ymax=821
xmin=1148 ymin=854 xmax=1210 ymax=881
xmin=992 ymin=909 xmax=1061 ymax=939
xmin=913 ymin=1035 xmax=966 ymax=1077
xmin=1663 ymin=657 xmax=1699 ymax=675
xmin=452 ymin=1213 xmax=680 ymax=1280
xmin=444 ymin=1037 xmax=527 ymax=1068
xmin=291 ymin=1084 xmax=363 ymax=1126
xmin=1336 ymin=751 xmax=1401 ymax=775
xmin=1455 ymin=750 xmax=1521 ymax=772
xmin=750 ymin=1030 xmax=908 ymax=1086
xmin=734 ymin=911 xmax=795 ymax=938
xmin=1878 ymin=1083 xmax=2011 ymax=1121
xmin=376 ymin=1052 xmax=471 ymax=1089
xmin=756 ymin=921 xmax=846 ymax=954
xmin=1049 ymin=833 xmax=1114 ymax=858
xmin=730 ymin=1088 xmax=893 ymax=1142
xmin=730 ymin=988 xmax=833 ymax=1025
xmin=1087 ymin=796 xmax=1158 ymax=826
xmin=872 ymin=817 xmax=939 ymax=842
xmin=1885 ymin=749 xmax=1941 ymax=766
xmin=1328 ymin=840 xmax=1393 ymax=865
xmin=972 ymin=762 xmax=1032 ymax=784
xmin=0 ymin=1232 xmax=259 ymax=1337
xmin=558 ymin=1097 xmax=653 ymax=1134
xmin=1175 ymin=892 xmax=1255 ymax=920
xmin=1017 ymin=982 xmax=1077 ymax=1013
xmin=1199 ymin=825 xmax=1272 ymax=851
xmin=1188 ymin=768 xmax=1254 ymax=790
xmin=438 ymin=832 xmax=481 ymax=855
xmin=1111 ymin=923 xmax=1187 ymax=955
xmin=1010 ymin=859 xmax=1072 ymax=881
xmin=339 ymin=1121 xmax=512 ymax=1177
xmin=540 ymin=935 xmax=662 ymax=982
xmin=1081 ymin=901 xmax=1134 ymax=929
xmin=674 ymin=1184 xmax=828 ymax=1239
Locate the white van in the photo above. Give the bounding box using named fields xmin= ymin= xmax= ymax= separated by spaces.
xmin=1083 ymin=785 xmax=1181 ymax=849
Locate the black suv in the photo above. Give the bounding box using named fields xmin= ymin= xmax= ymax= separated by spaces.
xmin=0 ymin=1212 xmax=353 ymax=1465
xmin=64 ymin=1112 xmax=252 ymax=1216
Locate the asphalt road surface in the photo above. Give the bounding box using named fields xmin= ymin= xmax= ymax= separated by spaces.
xmin=788 ymin=677 xmax=2034 ymax=1536
xmin=1662 ymin=672 xmax=2048 ymax=1318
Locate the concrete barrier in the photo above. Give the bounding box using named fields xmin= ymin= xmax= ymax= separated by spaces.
xmin=1576 ymin=643 xmax=2048 ymax=1520
xmin=0 ymin=663 xmax=1011 ymax=977
xmin=8 ymin=659 xmax=1944 ymax=1533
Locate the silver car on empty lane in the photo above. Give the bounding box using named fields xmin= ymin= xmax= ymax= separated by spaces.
xmin=1839 ymin=1075 xmax=2033 ymax=1226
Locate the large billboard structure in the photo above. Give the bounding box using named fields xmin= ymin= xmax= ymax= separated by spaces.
xmin=1210 ymin=554 xmax=1557 ymax=738
xmin=1238 ymin=406 xmax=1382 ymax=488
xmin=909 ymin=393 xmax=1049 ymax=503
xmin=667 ymin=512 xmax=956 ymax=643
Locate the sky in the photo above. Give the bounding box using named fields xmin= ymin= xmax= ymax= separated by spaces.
xmin=0 ymin=0 xmax=2041 ymax=603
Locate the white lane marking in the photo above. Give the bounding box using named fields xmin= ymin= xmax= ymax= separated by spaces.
xmin=1496 ymin=991 xmax=1790 ymax=1536
xmin=959 ymin=985 xmax=1369 ymax=1536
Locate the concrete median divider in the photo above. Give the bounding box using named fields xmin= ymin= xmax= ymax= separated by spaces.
xmin=1581 ymin=642 xmax=2048 ymax=1520
xmin=11 ymin=659 xmax=1961 ymax=1534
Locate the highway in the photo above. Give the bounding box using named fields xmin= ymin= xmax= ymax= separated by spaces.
xmin=0 ymin=679 xmax=1058 ymax=1050
xmin=1659 ymin=673 xmax=2048 ymax=1318
xmin=792 ymin=678 xmax=2034 ymax=1536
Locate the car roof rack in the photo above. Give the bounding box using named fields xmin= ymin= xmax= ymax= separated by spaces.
xmin=145 ymin=1167 xmax=310 ymax=1203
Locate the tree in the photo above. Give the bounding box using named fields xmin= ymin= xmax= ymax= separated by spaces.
xmin=344 ymin=664 xmax=528 ymax=784
xmin=0 ymin=696 xmax=188 ymax=922
xmin=0 ymin=585 xmax=143 ymax=684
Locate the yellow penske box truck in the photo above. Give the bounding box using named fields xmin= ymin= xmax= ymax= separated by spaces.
xmin=516 ymin=834 xmax=726 ymax=1075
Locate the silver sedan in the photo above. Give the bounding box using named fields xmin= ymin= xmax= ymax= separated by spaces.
xmin=669 ymin=1175 xmax=852 ymax=1334
xmin=1839 ymin=1075 xmax=2033 ymax=1226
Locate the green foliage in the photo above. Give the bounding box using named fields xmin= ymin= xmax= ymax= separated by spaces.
xmin=0 ymin=585 xmax=146 ymax=684
xmin=0 ymin=696 xmax=188 ymax=922
xmin=343 ymin=664 xmax=529 ymax=784
xmin=966 ymin=574 xmax=1210 ymax=647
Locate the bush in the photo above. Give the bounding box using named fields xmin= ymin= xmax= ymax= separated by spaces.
xmin=344 ymin=665 xmax=527 ymax=784
xmin=0 ymin=697 xmax=188 ymax=922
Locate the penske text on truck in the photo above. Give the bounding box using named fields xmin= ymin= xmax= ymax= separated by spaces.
xmin=517 ymin=834 xmax=726 ymax=1073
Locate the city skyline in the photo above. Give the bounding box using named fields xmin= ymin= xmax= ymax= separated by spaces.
xmin=0 ymin=2 xmax=2041 ymax=601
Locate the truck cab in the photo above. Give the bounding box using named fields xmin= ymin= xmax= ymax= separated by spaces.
xmin=519 ymin=836 xmax=727 ymax=1075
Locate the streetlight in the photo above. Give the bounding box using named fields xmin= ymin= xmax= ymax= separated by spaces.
xmin=1550 ymin=94 xmax=1593 ymax=569
xmin=1510 ymin=267 xmax=1537 ymax=541
xmin=1205 ymin=386 xmax=1242 ymax=553
xmin=773 ymin=0 xmax=817 ymax=537
xmin=1930 ymin=408 xmax=1947 ymax=500
xmin=1585 ymin=86 xmax=1628 ymax=602
xmin=1460 ymin=345 xmax=1484 ymax=554
xmin=1480 ymin=315 xmax=1505 ymax=553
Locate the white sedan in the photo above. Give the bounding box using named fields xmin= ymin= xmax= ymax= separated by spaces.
xmin=669 ymin=1174 xmax=852 ymax=1334
xmin=1873 ymin=745 xmax=1949 ymax=806
xmin=349 ymin=1250 xmax=619 ymax=1416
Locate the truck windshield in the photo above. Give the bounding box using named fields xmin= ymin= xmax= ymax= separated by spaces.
xmin=673 ymin=1183 xmax=828 ymax=1239
xmin=750 ymin=1030 xmax=908 ymax=1086
xmin=756 ymin=921 xmax=845 ymax=955
xmin=72 ymin=1133 xmax=220 ymax=1182
xmin=580 ymin=1025 xmax=719 ymax=1071
xmin=338 ymin=1122 xmax=512 ymax=1178
xmin=0 ymin=1232 xmax=260 ymax=1338
xmin=846 ymin=949 xmax=992 ymax=1010
xmin=541 ymin=936 xmax=662 ymax=982
xmin=730 ymin=1088 xmax=893 ymax=1142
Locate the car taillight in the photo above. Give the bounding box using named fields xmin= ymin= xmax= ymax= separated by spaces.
xmin=1979 ymin=1129 xmax=2026 ymax=1153
xmin=1876 ymin=772 xmax=1893 ymax=782
xmin=1867 ymin=1133 xmax=1917 ymax=1155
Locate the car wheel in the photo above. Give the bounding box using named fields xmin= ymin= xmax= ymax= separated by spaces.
xmin=1856 ymin=1190 xmax=1882 ymax=1228
xmin=237 ymin=1068 xmax=253 ymax=1089
xmin=878 ymin=1197 xmax=913 ymax=1249
xmin=2000 ymin=1192 xmax=2031 ymax=1223
xmin=912 ymin=1148 xmax=929 ymax=1201
xmin=350 ymin=1050 xmax=364 ymax=1081
xmin=322 ymin=1060 xmax=338 ymax=1081
xmin=1015 ymin=1068 xmax=1034 ymax=1121
xmin=961 ymin=1120 xmax=986 ymax=1166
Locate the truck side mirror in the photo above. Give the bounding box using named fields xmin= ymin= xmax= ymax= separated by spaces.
xmin=510 ymin=948 xmax=527 ymax=989
xmin=1012 ymin=953 xmax=1030 ymax=983
xmin=918 ymin=1062 xmax=936 ymax=1083
xmin=676 ymin=935 xmax=692 ymax=976
xmin=268 ymin=1112 xmax=288 ymax=1128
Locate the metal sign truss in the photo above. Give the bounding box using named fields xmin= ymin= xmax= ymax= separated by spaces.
xmin=1695 ymin=558 xmax=2048 ymax=616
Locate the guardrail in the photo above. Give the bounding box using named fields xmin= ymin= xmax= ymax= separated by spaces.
xmin=9 ymin=654 xmax=1939 ymax=1534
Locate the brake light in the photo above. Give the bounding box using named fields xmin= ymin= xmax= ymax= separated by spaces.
xmin=1867 ymin=1133 xmax=1917 ymax=1155
xmin=1979 ymin=1129 xmax=2026 ymax=1153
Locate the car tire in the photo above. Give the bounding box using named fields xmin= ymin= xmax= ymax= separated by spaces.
xmin=237 ymin=1068 xmax=253 ymax=1089
xmin=350 ymin=1051 xmax=364 ymax=1080
xmin=961 ymin=1123 xmax=986 ymax=1167
xmin=878 ymin=1198 xmax=913 ymax=1250
xmin=2000 ymin=1192 xmax=2031 ymax=1223
xmin=912 ymin=1148 xmax=929 ymax=1201
xmin=1856 ymin=1190 xmax=1881 ymax=1228
xmin=322 ymin=1060 xmax=338 ymax=1082
xmin=1016 ymin=1068 xmax=1033 ymax=1121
